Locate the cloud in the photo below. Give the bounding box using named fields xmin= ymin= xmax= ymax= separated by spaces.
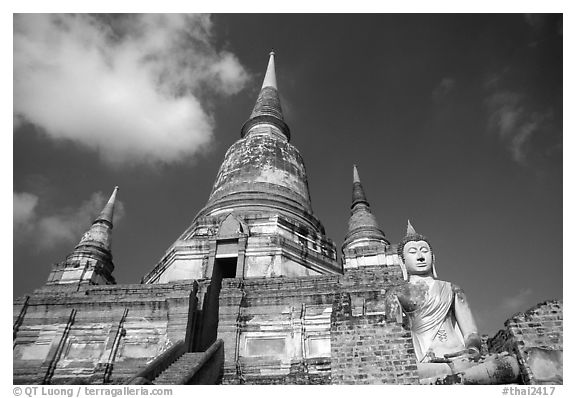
xmin=13 ymin=14 xmax=250 ymax=167
xmin=486 ymin=91 xmax=523 ymax=138
xmin=524 ymin=14 xmax=563 ymax=46
xmin=432 ymin=77 xmax=455 ymax=102
xmin=499 ymin=288 xmax=533 ymax=315
xmin=14 ymin=192 xmax=39 ymax=234
xmin=485 ymin=90 xmax=552 ymax=164
xmin=524 ymin=14 xmax=545 ymax=30
xmin=13 ymin=191 xmax=125 ymax=250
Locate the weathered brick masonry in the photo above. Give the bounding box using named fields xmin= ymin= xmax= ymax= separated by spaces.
xmin=214 ymin=263 xmax=419 ymax=385
xmin=14 ymin=265 xmax=417 ymax=385
xmin=488 ymin=300 xmax=563 ymax=384
xmin=13 ymin=283 xmax=197 ymax=384
xmin=329 ymin=264 xmax=420 ymax=384
xmin=330 ymin=293 xmax=419 ymax=385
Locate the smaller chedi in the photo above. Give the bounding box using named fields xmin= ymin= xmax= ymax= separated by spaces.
xmin=385 ymin=221 xmax=521 ymax=384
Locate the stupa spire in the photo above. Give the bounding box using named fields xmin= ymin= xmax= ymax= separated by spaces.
xmin=77 ymin=186 xmax=119 ymax=250
xmin=241 ymin=51 xmax=290 ymax=140
xmin=342 ymin=165 xmax=388 ymax=251
xmin=95 ymin=186 xmax=119 ymax=226
xmin=351 ymin=164 xmax=369 ymax=208
xmin=353 ymin=164 xmax=360 ymax=183
xmin=261 ymin=51 xmax=277 ymax=89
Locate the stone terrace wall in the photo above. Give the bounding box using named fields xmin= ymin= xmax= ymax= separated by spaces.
xmin=219 ymin=276 xmax=338 ymax=384
xmin=488 ymin=300 xmax=563 ymax=385
xmin=329 ymin=265 xmax=420 ymax=384
xmin=330 ymin=292 xmax=419 ymax=384
xmin=338 ymin=265 xmax=405 ymax=316
xmin=218 ymin=262 xmax=419 ymax=385
xmin=13 ymin=282 xmax=197 ymax=385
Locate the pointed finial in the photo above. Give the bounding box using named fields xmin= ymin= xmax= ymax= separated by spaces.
xmin=406 ymin=219 xmax=417 ymax=236
xmin=241 ymin=51 xmax=290 ymax=140
xmin=353 ymin=164 xmax=360 ymax=183
xmin=351 ymin=165 xmax=369 ymax=209
xmin=262 ymin=51 xmax=277 ymax=89
xmin=96 ymin=186 xmax=119 ymax=225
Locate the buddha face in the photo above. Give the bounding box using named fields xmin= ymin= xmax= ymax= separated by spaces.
xmin=403 ymin=240 xmax=433 ymax=276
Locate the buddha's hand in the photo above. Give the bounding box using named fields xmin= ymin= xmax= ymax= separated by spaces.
xmin=464 ymin=333 xmax=483 ymax=362
xmin=443 ymin=347 xmax=481 ymax=362
xmin=465 ymin=347 xmax=481 ymax=362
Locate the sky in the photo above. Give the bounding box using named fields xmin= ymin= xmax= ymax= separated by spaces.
xmin=12 ymin=13 xmax=563 ymax=336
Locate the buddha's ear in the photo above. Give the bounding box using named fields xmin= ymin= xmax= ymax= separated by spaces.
xmin=399 ymin=259 xmax=408 ymax=281
xmin=432 ymin=253 xmax=438 ymax=278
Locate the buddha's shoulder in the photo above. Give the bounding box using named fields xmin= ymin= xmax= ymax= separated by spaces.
xmin=389 ymin=281 xmax=429 ymax=310
xmin=391 ymin=279 xmax=456 ymax=298
xmin=433 ymin=280 xmax=468 ymax=300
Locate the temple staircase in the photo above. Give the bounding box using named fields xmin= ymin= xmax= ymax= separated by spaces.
xmin=125 ymin=339 xmax=223 ymax=385
xmin=153 ymin=352 xmax=214 ymax=384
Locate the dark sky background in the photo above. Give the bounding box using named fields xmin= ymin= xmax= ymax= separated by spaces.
xmin=13 ymin=14 xmax=563 ymax=336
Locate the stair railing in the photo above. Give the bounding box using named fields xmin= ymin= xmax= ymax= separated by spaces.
xmin=176 ymin=339 xmax=224 ymax=385
xmin=125 ymin=340 xmax=186 ymax=385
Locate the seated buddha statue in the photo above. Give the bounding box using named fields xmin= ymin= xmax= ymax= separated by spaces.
xmin=385 ymin=221 xmax=520 ymax=384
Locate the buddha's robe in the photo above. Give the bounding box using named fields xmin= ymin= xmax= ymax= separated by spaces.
xmin=406 ymin=280 xmax=463 ymax=362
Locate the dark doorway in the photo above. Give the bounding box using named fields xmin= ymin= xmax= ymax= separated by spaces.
xmin=218 ymin=257 xmax=238 ymax=279
xmin=195 ymin=256 xmax=238 ymax=351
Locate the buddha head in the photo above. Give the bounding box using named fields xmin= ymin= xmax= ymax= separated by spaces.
xmin=397 ymin=220 xmax=437 ymax=280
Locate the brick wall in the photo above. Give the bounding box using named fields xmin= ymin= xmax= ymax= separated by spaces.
xmin=330 ymin=292 xmax=419 ymax=384
xmin=488 ymin=300 xmax=563 ymax=384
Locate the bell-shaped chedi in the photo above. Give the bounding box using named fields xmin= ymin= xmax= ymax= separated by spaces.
xmin=196 ymin=51 xmax=318 ymax=231
xmin=341 ymin=165 xmax=390 ymax=270
xmin=144 ymin=52 xmax=340 ymax=283
xmin=46 ymin=187 xmax=119 ymax=287
xmin=343 ymin=165 xmax=389 ymax=250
